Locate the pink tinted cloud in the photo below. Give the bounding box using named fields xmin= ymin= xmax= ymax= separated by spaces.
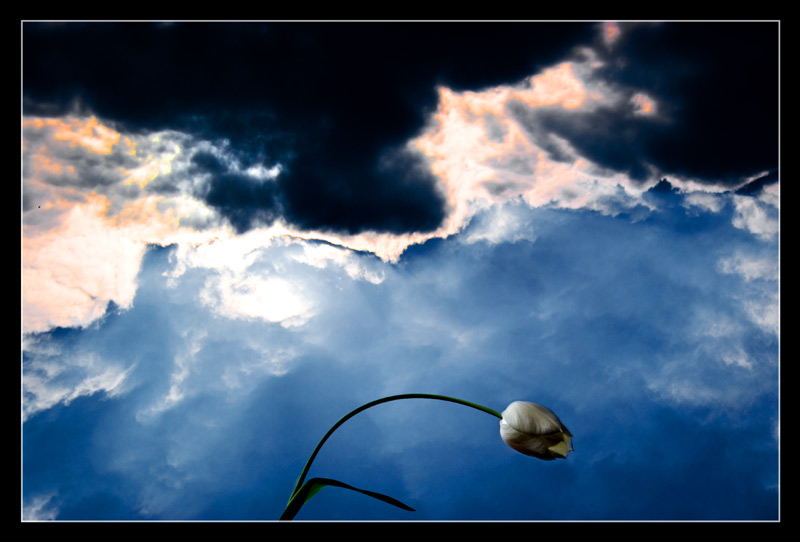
xmin=411 ymin=61 xmax=647 ymax=239
xmin=22 ymin=117 xmax=225 ymax=332
xmin=23 ymin=116 xmax=125 ymax=155
xmin=631 ymin=92 xmax=657 ymax=115
xmin=603 ymin=21 xmax=621 ymax=45
xmin=23 ymin=194 xmax=147 ymax=331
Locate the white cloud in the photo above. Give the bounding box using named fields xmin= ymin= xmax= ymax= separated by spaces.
xmin=23 ymin=349 xmax=133 ymax=421
xmin=139 ymin=330 xmax=206 ymax=418
xmin=744 ymin=291 xmax=780 ymax=338
xmin=202 ymin=272 xmax=315 ymax=327
xmin=461 ymin=201 xmax=536 ymax=245
xmin=759 ymin=181 xmax=779 ymax=209
xmin=22 ymin=492 xmax=59 ymax=521
xmin=718 ymin=252 xmax=779 ymax=282
xmin=683 ymin=191 xmax=724 ymax=214
xmin=244 ymin=162 xmax=282 ymax=181
xmin=642 ymin=279 xmax=778 ymax=409
xmin=221 ymin=347 xmax=295 ymax=389
xmin=717 ymin=251 xmax=779 ymax=338
xmin=720 ymin=346 xmax=754 ymax=370
xmin=644 ymin=344 xmax=769 ymax=409
xmin=289 ymin=240 xmax=386 ymax=284
xmin=647 ymin=376 xmax=724 ymax=407
xmin=732 ymin=194 xmax=779 ymax=240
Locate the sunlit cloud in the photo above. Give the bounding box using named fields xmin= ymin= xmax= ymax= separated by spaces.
xmin=23 ymin=194 xmax=149 ymax=331
xmin=413 ymin=59 xmax=654 ymax=230
xmin=289 ymin=240 xmax=386 ymax=284
xmin=203 ymin=273 xmax=314 ymax=327
xmin=21 ymin=185 xmax=235 ymax=332
xmin=603 ymin=21 xmax=621 ymax=45
xmin=121 ymin=136 xmax=182 ymax=188
xmin=23 ymin=116 xmax=123 ymax=155
xmin=631 ymin=92 xmax=656 ymax=115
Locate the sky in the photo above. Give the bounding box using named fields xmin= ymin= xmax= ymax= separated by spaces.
xmin=21 ymin=21 xmax=780 ymax=522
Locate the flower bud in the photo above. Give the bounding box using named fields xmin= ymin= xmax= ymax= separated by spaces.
xmin=499 ymin=401 xmax=573 ymax=460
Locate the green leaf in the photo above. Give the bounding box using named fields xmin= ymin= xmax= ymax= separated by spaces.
xmin=280 ymin=477 xmax=415 ymax=520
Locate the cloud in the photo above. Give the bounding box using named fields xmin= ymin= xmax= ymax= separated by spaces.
xmin=719 ymin=252 xmax=780 ymax=282
xmin=743 ymin=291 xmax=780 ymax=338
xmin=586 ymin=22 xmax=777 ymax=184
xmin=732 ymin=193 xmax=779 ymax=240
xmin=22 ymin=194 xmax=150 ymax=332
xmin=193 ymin=155 xmax=282 ymax=234
xmin=683 ymin=191 xmax=725 ymax=214
xmin=202 ymin=273 xmax=314 ymax=327
xmin=23 ymin=336 xmax=133 ymax=421
xmin=23 ymin=492 xmax=59 ymax=521
xmin=638 ymin=237 xmax=779 ymax=409
xmin=413 ymin=60 xmax=661 ymax=231
xmin=602 ymin=21 xmax=621 ymax=45
xmin=630 ymin=92 xmax=656 ymax=115
xmin=461 ymin=200 xmax=537 ymax=246
xmin=22 ymin=118 xmax=282 ymax=331
xmin=289 ymin=240 xmax=386 ymax=284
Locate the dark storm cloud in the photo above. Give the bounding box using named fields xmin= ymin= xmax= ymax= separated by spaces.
xmin=510 ymin=22 xmax=778 ymax=187
xmin=22 ymin=21 xmax=597 ymax=235
xmin=190 ymin=151 xmax=281 ymax=233
xmin=596 ymin=22 xmax=778 ymax=185
xmin=736 ymin=168 xmax=779 ymax=196
xmin=277 ymin=145 xmax=447 ymax=234
xmin=510 ymin=103 xmax=654 ymax=180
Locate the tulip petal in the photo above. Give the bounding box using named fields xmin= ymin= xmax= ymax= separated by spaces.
xmin=547 ymin=440 xmax=570 ymax=459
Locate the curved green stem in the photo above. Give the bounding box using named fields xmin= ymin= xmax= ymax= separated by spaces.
xmin=286 ymin=393 xmax=503 ymax=506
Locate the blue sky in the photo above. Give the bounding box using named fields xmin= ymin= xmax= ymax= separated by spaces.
xmin=21 ymin=21 xmax=779 ymax=521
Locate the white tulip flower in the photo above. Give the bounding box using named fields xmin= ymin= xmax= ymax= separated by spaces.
xmin=500 ymin=401 xmax=574 ymax=460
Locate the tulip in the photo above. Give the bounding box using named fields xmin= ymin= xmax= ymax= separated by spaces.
xmin=499 ymin=401 xmax=573 ymax=460
xmin=282 ymin=394 xmax=573 ymax=519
